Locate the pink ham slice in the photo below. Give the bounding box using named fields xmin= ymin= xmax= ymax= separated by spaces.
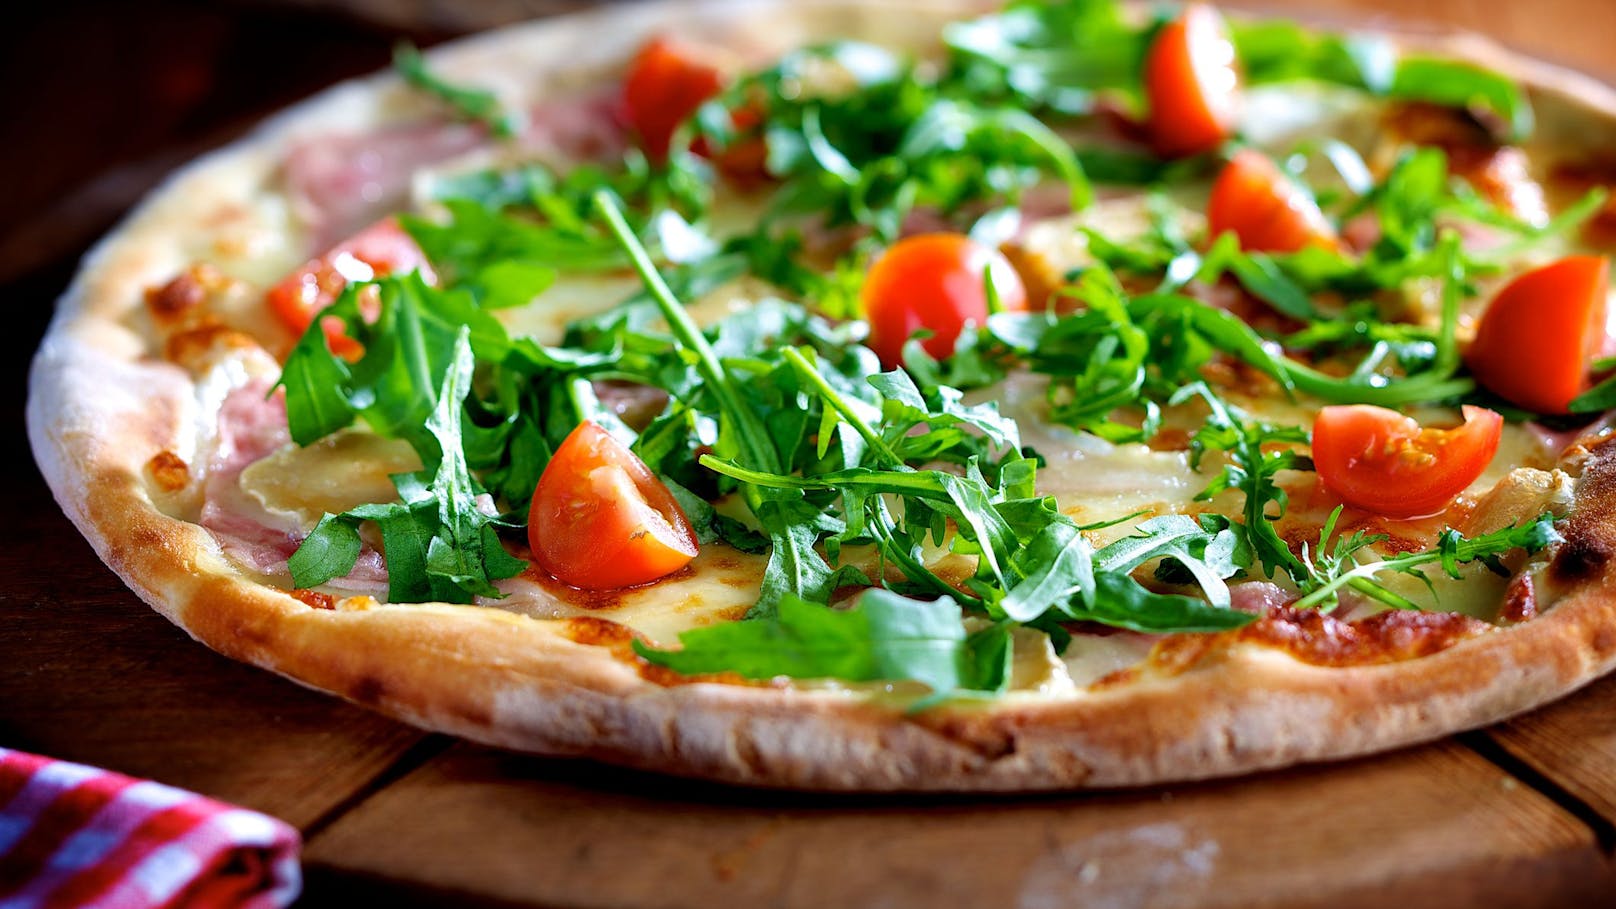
xmin=1228 ymin=581 xmax=1294 ymax=614
xmin=199 ymin=382 xmax=387 ymax=592
xmin=285 ymin=122 xmax=484 ymax=249
xmin=285 ymin=89 xmax=628 ymax=248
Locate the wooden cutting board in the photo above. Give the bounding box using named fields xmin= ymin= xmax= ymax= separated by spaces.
xmin=5 ymin=1 xmax=1616 ymax=905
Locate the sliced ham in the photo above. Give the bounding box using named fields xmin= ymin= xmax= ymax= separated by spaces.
xmin=285 ymin=89 xmax=629 ymax=249
xmin=286 ymin=121 xmax=484 ymax=249
xmin=199 ymin=382 xmax=387 ymax=592
xmin=1228 ymin=581 xmax=1294 ymax=614
xmin=518 ymin=87 xmax=628 ymax=164
xmin=199 ymin=382 xmax=302 ymax=575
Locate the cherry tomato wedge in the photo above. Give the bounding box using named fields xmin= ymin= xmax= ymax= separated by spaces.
xmin=1312 ymin=404 xmax=1504 ymax=519
xmin=1144 ymin=4 xmax=1241 ymax=158
xmin=621 ymin=36 xmax=726 ymax=162
xmin=528 ymin=421 xmax=698 ymax=590
xmin=266 ymin=217 xmax=432 ymax=358
xmin=1207 ymin=150 xmax=1338 ymax=253
xmin=861 ymin=233 xmax=1028 ymax=368
xmin=1466 ymin=255 xmax=1611 ymax=414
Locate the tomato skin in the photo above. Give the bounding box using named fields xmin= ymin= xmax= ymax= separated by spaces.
xmin=621 ymin=37 xmax=726 ymax=162
xmin=266 ymin=217 xmax=431 ymax=358
xmin=860 ymin=233 xmax=1028 ymax=368
xmin=1466 ymin=256 xmax=1611 ymax=414
xmin=1207 ymin=150 xmax=1337 ymax=253
xmin=528 ymin=421 xmax=699 ymax=590
xmin=1144 ymin=4 xmax=1241 ymax=158
xmin=1312 ymin=405 xmax=1504 ymax=519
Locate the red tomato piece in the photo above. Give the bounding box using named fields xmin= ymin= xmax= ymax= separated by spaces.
xmin=1312 ymin=404 xmax=1504 ymax=519
xmin=621 ymin=36 xmax=726 ymax=163
xmin=1207 ymin=149 xmax=1338 ymax=253
xmin=1144 ymin=4 xmax=1241 ymax=158
xmin=528 ymin=421 xmax=699 ymax=590
xmin=266 ymin=217 xmax=432 ymax=358
xmin=861 ymin=233 xmax=1028 ymax=368
xmin=1466 ymin=256 xmax=1611 ymax=414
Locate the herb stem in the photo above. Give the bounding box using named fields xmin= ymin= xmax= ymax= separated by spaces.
xmin=1293 ymin=552 xmax=1437 ymax=609
xmin=593 ymin=190 xmax=781 ymax=475
xmin=780 ymin=346 xmax=903 ymax=467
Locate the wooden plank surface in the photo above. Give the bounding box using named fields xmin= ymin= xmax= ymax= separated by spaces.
xmin=302 ymin=741 xmax=1609 ymax=908
xmin=0 ymin=477 xmax=429 ymax=830
xmin=1489 ymin=675 xmax=1616 ymax=838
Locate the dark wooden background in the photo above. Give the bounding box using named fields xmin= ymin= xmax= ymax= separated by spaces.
xmin=5 ymin=2 xmax=1616 ymax=906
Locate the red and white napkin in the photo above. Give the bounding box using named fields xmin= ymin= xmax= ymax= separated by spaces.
xmin=0 ymin=748 xmax=300 ymax=908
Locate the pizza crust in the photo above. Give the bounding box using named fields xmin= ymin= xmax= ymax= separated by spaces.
xmin=28 ymin=0 xmax=1616 ymax=790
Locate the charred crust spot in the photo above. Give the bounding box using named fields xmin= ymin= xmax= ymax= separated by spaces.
xmin=1090 ymin=666 xmax=1141 ymax=689
xmin=560 ymin=616 xmax=636 ymax=648
xmin=1552 ymin=435 xmax=1616 ymax=584
xmin=289 ymin=589 xmax=336 ymax=610
xmin=1553 ymin=535 xmax=1612 ymax=583
xmin=1237 ymin=606 xmax=1487 ymax=667
xmin=1152 ymin=634 xmax=1222 ymax=673
xmin=1593 ymin=624 xmax=1616 ymax=657
xmin=164 ymin=321 xmax=256 ymax=370
xmin=145 ymin=271 xmax=208 ymax=321
xmin=1500 ymin=572 xmax=1537 ymax=624
xmin=1138 ymin=605 xmax=1488 ymax=677
xmin=144 ymin=450 xmax=190 ymax=493
xmin=1361 ymin=529 xmax=1430 ymax=557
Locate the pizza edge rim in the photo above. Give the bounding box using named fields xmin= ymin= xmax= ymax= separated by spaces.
xmin=25 ymin=0 xmax=1616 ymax=791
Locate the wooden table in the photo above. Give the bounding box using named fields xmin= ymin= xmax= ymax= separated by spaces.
xmin=5 ymin=1 xmax=1616 ymax=906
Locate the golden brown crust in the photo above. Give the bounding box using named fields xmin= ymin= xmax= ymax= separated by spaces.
xmin=27 ymin=0 xmax=1616 ymax=791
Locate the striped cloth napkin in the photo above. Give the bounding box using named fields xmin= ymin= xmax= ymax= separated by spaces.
xmin=0 ymin=749 xmax=300 ymax=908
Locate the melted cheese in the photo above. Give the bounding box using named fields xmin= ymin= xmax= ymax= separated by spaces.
xmin=209 ymin=71 xmax=1592 ymax=695
xmin=241 ymin=430 xmax=422 ymax=527
xmin=495 ymin=547 xmax=769 ymax=644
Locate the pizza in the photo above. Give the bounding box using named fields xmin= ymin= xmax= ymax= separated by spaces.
xmin=27 ymin=0 xmax=1616 ymax=791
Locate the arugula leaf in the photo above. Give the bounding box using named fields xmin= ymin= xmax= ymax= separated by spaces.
xmin=288 ymin=514 xmax=363 ymax=590
xmin=1066 ymin=572 xmax=1254 ymax=634
xmin=273 ymin=287 xmax=360 ymax=446
xmin=702 ymin=423 xmax=1252 ymax=636
xmin=1389 ymin=57 xmax=1534 ymax=142
xmin=1000 ymin=520 xmax=1095 ymax=622
xmin=595 ymin=191 xmax=858 ymax=615
xmin=1293 ymin=513 xmax=1561 ymax=610
xmin=394 ymin=44 xmax=523 ymax=138
xmin=1571 ymin=377 xmax=1616 ymax=413
xmin=1179 ymin=384 xmax=1314 ymax=583
xmin=286 ymin=330 xmax=527 ymax=602
xmin=942 ymin=0 xmax=1150 ymax=114
xmin=633 ymin=591 xmax=1006 ymax=694
xmin=695 ymin=39 xmax=1093 ymax=259
xmin=1233 ymin=21 xmax=1394 ymax=91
